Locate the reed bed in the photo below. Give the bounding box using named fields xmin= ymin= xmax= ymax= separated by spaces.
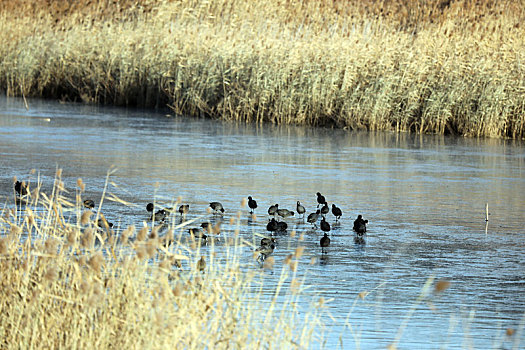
xmin=0 ymin=0 xmax=524 ymax=138
xmin=0 ymin=171 xmax=323 ymax=349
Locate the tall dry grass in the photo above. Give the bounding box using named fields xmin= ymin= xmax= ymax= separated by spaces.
xmin=0 ymin=171 xmax=323 ymax=348
xmin=0 ymin=0 xmax=524 ymax=138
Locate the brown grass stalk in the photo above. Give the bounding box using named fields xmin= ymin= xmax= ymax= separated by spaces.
xmin=0 ymin=171 xmax=323 ymax=348
xmin=0 ymin=0 xmax=524 ymax=138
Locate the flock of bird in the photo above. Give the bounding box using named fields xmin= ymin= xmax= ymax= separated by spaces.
xmin=249 ymin=192 xmax=369 ymax=261
xmin=140 ymin=190 xmax=369 ymax=262
xmin=13 ymin=180 xmax=369 ymax=264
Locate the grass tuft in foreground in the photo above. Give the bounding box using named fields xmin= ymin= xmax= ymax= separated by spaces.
xmin=0 ymin=170 xmax=323 ymax=349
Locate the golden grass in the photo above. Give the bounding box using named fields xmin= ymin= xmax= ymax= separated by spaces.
xmin=0 ymin=171 xmax=323 ymax=348
xmin=0 ymin=0 xmax=524 ymax=138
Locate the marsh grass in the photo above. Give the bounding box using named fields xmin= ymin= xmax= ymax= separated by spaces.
xmin=0 ymin=170 xmax=324 ymax=348
xmin=0 ymin=0 xmax=524 ymax=138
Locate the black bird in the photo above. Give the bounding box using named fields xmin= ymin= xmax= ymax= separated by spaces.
xmin=83 ymin=199 xmax=95 ymax=210
xmin=255 ymin=244 xmax=275 ymax=262
xmin=296 ymin=201 xmax=306 ymax=218
xmin=275 ymin=221 xmax=288 ymax=232
xmin=146 ymin=202 xmax=155 ymax=213
xmin=320 ymin=217 xmax=331 ymax=233
xmin=209 ymin=202 xmax=225 ymax=214
xmin=320 ymin=233 xmax=330 ymax=254
xmin=353 ymin=215 xmax=368 ymax=236
xmin=316 ymin=192 xmax=327 ymax=208
xmin=261 ymin=237 xmax=276 ymax=246
xmin=268 ymin=204 xmax=278 ymax=216
xmin=147 ymin=203 xmax=168 ymax=222
xmin=320 ymin=203 xmax=329 ymax=218
xmin=96 ymin=217 xmax=114 ymax=230
xmin=248 ymin=196 xmax=258 ymax=214
xmin=331 ymin=204 xmax=342 ymax=221
xmin=266 ymin=218 xmax=278 ymax=232
xmin=307 ymin=210 xmax=321 ymax=228
xmin=153 ymin=209 xmax=168 ymax=222
xmin=189 ymin=227 xmax=207 ymax=240
xmin=277 ymin=208 xmax=294 ymax=219
xmin=14 ymin=180 xmax=28 ymax=196
xmin=201 ymin=221 xmax=221 ymax=235
xmin=179 ymin=204 xmax=189 ymax=215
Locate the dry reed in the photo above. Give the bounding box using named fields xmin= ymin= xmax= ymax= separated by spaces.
xmin=0 ymin=171 xmax=323 ymax=349
xmin=0 ymin=0 xmax=524 ymax=138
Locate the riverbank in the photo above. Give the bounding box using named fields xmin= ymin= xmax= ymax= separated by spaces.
xmin=1 ymin=0 xmax=524 ymax=138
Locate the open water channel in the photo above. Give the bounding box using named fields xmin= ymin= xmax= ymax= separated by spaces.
xmin=1 ymin=96 xmax=524 ymax=349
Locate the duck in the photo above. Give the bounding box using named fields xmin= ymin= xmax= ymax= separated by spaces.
xmin=320 ymin=203 xmax=329 ymax=218
xmin=179 ymin=204 xmax=189 ymax=215
xmin=96 ymin=217 xmax=114 ymax=230
xmin=307 ymin=210 xmax=321 ymax=228
xmin=277 ymin=208 xmax=294 ymax=219
xmin=320 ymin=217 xmax=331 ymax=233
xmin=83 ymin=199 xmax=95 ymax=210
xmin=296 ymin=201 xmax=306 ymax=218
xmin=353 ymin=215 xmax=368 ymax=236
xmin=316 ymin=192 xmax=327 ymax=208
xmin=209 ymin=202 xmax=225 ymax=214
xmin=255 ymin=244 xmax=275 ymax=262
xmin=153 ymin=209 xmax=168 ymax=222
xmin=261 ymin=237 xmax=276 ymax=246
xmin=14 ymin=180 xmax=29 ymax=196
xmin=189 ymin=227 xmax=207 ymax=240
xmin=275 ymin=221 xmax=288 ymax=232
xmin=248 ymin=196 xmax=258 ymax=214
xmin=146 ymin=202 xmax=155 ymax=213
xmin=268 ymin=204 xmax=278 ymax=216
xmin=266 ymin=218 xmax=278 ymax=232
xmin=146 ymin=203 xmax=168 ymax=222
xmin=320 ymin=233 xmax=330 ymax=254
xmin=201 ymin=221 xmax=221 ymax=235
xmin=331 ymin=204 xmax=342 ymax=221
xmin=164 ymin=207 xmax=175 ymax=215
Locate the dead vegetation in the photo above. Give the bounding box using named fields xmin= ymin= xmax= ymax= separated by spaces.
xmin=1 ymin=0 xmax=524 ymax=138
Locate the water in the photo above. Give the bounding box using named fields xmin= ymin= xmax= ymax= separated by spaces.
xmin=1 ymin=96 xmax=524 ymax=348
